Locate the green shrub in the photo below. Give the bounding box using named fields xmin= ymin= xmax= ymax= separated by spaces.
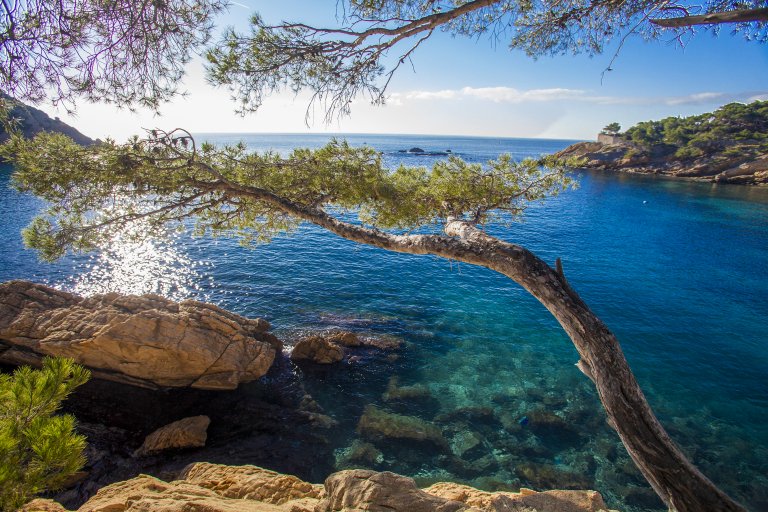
xmin=0 ymin=357 xmax=90 ymax=511
xmin=674 ymin=146 xmax=704 ymax=159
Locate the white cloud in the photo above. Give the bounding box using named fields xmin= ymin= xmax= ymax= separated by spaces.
xmin=388 ymin=86 xmax=768 ymax=108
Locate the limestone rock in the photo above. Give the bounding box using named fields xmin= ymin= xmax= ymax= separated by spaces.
xmin=357 ymin=405 xmax=448 ymax=448
xmin=76 ymin=474 xmax=288 ymax=512
xmin=424 ymin=482 xmax=611 ymax=512
xmin=0 ymin=280 xmax=280 ymax=390
xmin=178 ymin=462 xmax=324 ymax=504
xmin=318 ymin=469 xmax=472 ymax=512
xmin=290 ymin=336 xmax=344 ymax=364
xmin=18 ymin=499 xmax=70 ymax=512
xmin=134 ymin=416 xmax=210 ymax=457
xmin=32 ymin=463 xmax=613 ymax=512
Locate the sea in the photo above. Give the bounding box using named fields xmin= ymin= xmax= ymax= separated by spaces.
xmin=1 ymin=133 xmax=767 ymax=511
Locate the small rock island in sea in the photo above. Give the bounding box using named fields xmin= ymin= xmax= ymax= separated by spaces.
xmin=556 ymin=100 xmax=768 ymax=185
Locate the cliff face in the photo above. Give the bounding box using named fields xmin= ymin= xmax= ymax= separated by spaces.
xmin=557 ymin=139 xmax=768 ymax=186
xmin=0 ymin=94 xmax=94 ymax=145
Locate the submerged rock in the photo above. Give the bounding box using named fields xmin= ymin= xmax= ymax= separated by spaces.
xmin=0 ymin=280 xmax=281 ymax=390
xmin=134 ymin=415 xmax=210 ymax=457
xmin=357 ymin=404 xmax=448 ymax=448
xmin=335 ymin=439 xmax=385 ymax=468
xmin=33 ymin=462 xmax=614 ymax=512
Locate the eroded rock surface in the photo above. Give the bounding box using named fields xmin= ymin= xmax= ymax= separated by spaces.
xmin=34 ymin=462 xmax=615 ymax=512
xmin=425 ymin=482 xmax=611 ymax=512
xmin=0 ymin=280 xmax=281 ymax=390
xmin=290 ymin=335 xmax=345 ymax=364
xmin=134 ymin=416 xmax=211 ymax=457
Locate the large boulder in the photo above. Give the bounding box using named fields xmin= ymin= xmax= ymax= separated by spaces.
xmin=0 ymin=280 xmax=281 ymax=390
xmin=319 ymin=469 xmax=470 ymax=512
xmin=134 ymin=416 xmax=211 ymax=457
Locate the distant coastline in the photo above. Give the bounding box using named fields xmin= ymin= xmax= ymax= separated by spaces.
xmin=556 ymin=138 xmax=767 ymax=186
xmin=0 ymin=94 xmax=94 ymax=146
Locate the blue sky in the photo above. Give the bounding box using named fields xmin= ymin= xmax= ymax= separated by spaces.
xmin=48 ymin=0 xmax=768 ymax=141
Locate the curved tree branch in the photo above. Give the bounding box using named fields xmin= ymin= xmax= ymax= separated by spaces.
xmin=651 ymin=7 xmax=768 ymax=26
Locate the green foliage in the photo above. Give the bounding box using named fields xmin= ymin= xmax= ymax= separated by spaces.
xmin=2 ymin=131 xmax=574 ymax=261
xmin=623 ymin=100 xmax=768 ymax=160
xmin=602 ymin=122 xmax=621 ymax=135
xmin=0 ymin=357 xmax=90 ymax=511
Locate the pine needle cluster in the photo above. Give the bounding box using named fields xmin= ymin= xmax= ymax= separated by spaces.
xmin=0 ymin=357 xmax=90 ymax=511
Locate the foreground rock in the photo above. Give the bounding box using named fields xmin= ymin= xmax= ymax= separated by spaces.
xmin=557 ymin=140 xmax=768 ymax=185
xmin=134 ymin=416 xmax=211 ymax=457
xmin=0 ymin=280 xmax=281 ymax=390
xmin=29 ymin=462 xmax=616 ymax=512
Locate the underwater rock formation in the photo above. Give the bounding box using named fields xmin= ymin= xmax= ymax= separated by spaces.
xmin=357 ymin=404 xmax=449 ymax=449
xmin=0 ymin=280 xmax=281 ymax=390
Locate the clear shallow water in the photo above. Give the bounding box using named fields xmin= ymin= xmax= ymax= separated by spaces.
xmin=1 ymin=133 xmax=767 ymax=511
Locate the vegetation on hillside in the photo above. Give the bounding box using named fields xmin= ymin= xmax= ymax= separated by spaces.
xmin=621 ymin=100 xmax=768 ymax=159
xmin=0 ymin=357 xmax=90 ymax=511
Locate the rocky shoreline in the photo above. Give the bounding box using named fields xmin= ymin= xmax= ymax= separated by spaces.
xmin=23 ymin=462 xmax=615 ymax=512
xmin=1 ymin=280 xmax=620 ymax=511
xmin=556 ymin=139 xmax=768 ymax=185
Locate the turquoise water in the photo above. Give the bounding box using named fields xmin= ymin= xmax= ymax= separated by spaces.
xmin=1 ymin=134 xmax=767 ymax=511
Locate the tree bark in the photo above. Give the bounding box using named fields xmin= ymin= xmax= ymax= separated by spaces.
xmin=220 ymin=181 xmax=747 ymax=511
xmin=651 ymin=7 xmax=768 ymax=27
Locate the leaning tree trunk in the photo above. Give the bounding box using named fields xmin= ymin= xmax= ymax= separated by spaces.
xmin=227 ymin=183 xmax=746 ymax=511
xmin=440 ymin=220 xmax=746 ymax=512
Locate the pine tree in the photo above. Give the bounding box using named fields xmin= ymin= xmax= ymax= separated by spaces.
xmin=0 ymin=357 xmax=90 ymax=511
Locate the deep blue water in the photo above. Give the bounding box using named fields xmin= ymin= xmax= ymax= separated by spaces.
xmin=1 ymin=133 xmax=767 ymax=511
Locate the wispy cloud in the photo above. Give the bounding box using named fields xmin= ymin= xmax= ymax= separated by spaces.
xmin=388 ymin=87 xmax=768 ymax=107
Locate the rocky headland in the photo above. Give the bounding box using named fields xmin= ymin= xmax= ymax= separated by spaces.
xmin=557 ymin=138 xmax=768 ymax=185
xmin=0 ymin=93 xmax=94 ymax=146
xmin=558 ymin=101 xmax=768 ymax=185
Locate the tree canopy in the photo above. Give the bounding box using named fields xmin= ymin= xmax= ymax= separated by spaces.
xmin=619 ymin=99 xmax=768 ymax=159
xmin=0 ymin=0 xmax=225 ymax=110
xmin=205 ymin=0 xmax=768 ymax=118
xmin=2 ymin=130 xmax=573 ymax=261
